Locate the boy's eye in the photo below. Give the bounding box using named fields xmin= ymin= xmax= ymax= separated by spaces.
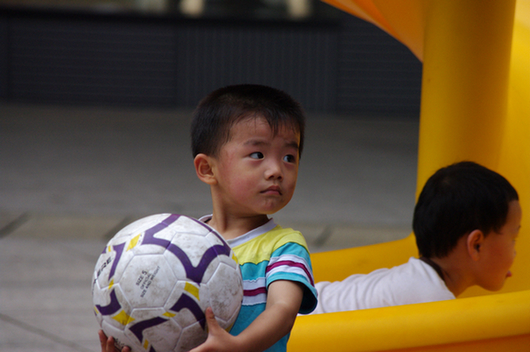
xmin=283 ymin=154 xmax=296 ymax=163
xmin=250 ymin=152 xmax=264 ymax=159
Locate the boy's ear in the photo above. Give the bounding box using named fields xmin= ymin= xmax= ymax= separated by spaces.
xmin=194 ymin=153 xmax=217 ymax=185
xmin=466 ymin=229 xmax=485 ymax=261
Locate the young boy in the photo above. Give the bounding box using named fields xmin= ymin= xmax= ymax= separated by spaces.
xmin=312 ymin=161 xmax=521 ymax=313
xmin=100 ymin=84 xmax=318 ymax=352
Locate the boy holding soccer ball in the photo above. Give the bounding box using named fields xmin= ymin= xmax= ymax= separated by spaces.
xmin=100 ymin=84 xmax=317 ymax=352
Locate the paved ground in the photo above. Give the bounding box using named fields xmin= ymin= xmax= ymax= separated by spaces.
xmin=0 ymin=103 xmax=419 ymax=351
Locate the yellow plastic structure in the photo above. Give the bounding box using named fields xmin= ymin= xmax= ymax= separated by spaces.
xmin=288 ymin=1 xmax=530 ymax=351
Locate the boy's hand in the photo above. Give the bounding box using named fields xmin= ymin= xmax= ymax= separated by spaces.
xmin=189 ymin=307 xmax=240 ymax=352
xmin=98 ymin=330 xmax=131 ymax=352
xmin=191 ymin=280 xmax=303 ymax=352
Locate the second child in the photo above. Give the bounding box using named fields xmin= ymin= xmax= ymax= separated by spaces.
xmin=312 ymin=161 xmax=521 ymax=313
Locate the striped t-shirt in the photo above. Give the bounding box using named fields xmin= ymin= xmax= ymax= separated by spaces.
xmin=201 ymin=216 xmax=317 ymax=352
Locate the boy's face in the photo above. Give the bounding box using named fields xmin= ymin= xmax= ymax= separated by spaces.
xmin=211 ymin=117 xmax=300 ymax=217
xmin=475 ymin=200 xmax=522 ymax=291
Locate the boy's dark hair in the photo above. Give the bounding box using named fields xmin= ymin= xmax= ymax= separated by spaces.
xmin=413 ymin=161 xmax=518 ymax=258
xmin=191 ymin=84 xmax=305 ymax=158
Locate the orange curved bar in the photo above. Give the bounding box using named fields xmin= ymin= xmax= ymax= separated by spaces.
xmin=289 ymin=1 xmax=530 ymax=351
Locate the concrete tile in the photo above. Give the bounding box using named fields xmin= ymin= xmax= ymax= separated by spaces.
xmin=0 ymin=317 xmax=94 ymax=352
xmin=0 ymin=236 xmax=102 ymax=352
xmin=0 ymin=212 xmax=30 ymax=237
xmin=0 ymin=307 xmax=99 ymax=352
xmin=6 ymin=213 xmax=136 ymax=240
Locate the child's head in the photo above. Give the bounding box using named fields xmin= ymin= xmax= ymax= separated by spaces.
xmin=191 ymin=84 xmax=305 ymax=159
xmin=413 ymin=161 xmax=519 ymax=259
xmin=191 ymin=84 xmax=306 ymax=220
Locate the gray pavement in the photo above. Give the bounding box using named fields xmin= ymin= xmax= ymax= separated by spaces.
xmin=0 ymin=103 xmax=419 ymax=351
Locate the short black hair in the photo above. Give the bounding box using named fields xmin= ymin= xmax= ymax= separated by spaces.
xmin=190 ymin=84 xmax=305 ymax=159
xmin=413 ymin=161 xmax=518 ymax=258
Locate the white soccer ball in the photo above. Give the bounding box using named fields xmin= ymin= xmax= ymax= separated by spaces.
xmin=92 ymin=214 xmax=243 ymax=352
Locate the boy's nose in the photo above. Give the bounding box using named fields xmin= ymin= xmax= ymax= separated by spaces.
xmin=265 ymin=160 xmax=283 ymax=180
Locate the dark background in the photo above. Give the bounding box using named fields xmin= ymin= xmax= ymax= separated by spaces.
xmin=0 ymin=0 xmax=422 ymax=116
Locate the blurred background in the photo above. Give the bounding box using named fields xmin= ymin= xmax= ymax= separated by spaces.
xmin=0 ymin=1 xmax=420 ymax=351
xmin=0 ymin=0 xmax=422 ymax=226
xmin=0 ymin=0 xmax=422 ymax=114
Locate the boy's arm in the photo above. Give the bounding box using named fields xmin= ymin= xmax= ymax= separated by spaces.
xmin=190 ymin=280 xmax=304 ymax=352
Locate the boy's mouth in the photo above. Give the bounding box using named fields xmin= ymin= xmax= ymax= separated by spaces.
xmin=506 ymin=271 xmax=513 ymax=278
xmin=262 ymin=186 xmax=281 ymax=195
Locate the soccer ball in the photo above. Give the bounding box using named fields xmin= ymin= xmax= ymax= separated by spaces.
xmin=92 ymin=214 xmax=243 ymax=352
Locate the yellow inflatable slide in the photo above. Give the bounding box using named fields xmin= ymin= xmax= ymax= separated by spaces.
xmin=288 ymin=0 xmax=530 ymax=351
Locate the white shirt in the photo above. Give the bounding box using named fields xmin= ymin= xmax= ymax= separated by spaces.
xmin=311 ymin=257 xmax=455 ymax=314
